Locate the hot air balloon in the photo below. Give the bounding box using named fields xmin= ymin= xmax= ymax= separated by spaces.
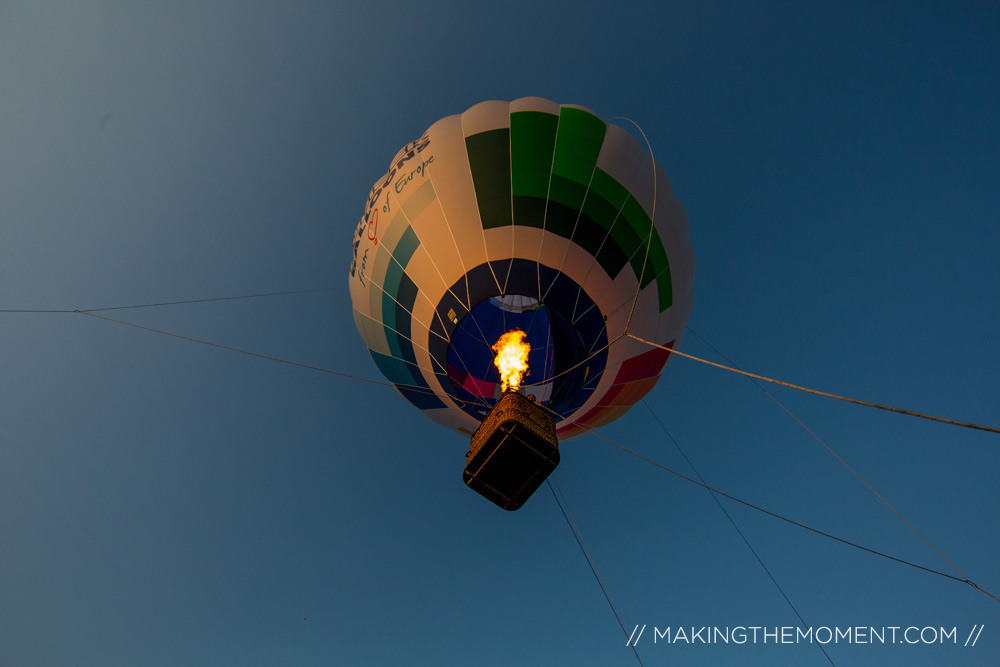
xmin=349 ymin=97 xmax=694 ymax=506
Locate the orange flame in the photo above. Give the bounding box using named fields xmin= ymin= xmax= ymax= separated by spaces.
xmin=492 ymin=329 xmax=530 ymax=393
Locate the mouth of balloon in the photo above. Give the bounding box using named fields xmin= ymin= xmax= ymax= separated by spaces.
xmin=446 ymin=295 xmax=594 ymax=420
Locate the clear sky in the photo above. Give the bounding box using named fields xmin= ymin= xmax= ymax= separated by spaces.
xmin=2 ymin=2 xmax=998 ymax=665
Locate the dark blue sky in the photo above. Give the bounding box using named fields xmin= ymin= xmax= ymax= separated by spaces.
xmin=2 ymin=2 xmax=998 ymax=665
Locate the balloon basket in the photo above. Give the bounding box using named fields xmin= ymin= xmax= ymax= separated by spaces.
xmin=464 ymin=391 xmax=559 ymax=511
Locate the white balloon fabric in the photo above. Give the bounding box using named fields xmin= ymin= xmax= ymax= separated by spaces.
xmin=349 ymin=98 xmax=695 ymax=438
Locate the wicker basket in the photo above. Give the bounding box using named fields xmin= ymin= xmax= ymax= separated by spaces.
xmin=464 ymin=392 xmax=560 ymax=511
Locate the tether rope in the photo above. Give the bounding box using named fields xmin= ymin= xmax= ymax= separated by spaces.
xmin=626 ymin=332 xmax=998 ymax=601
xmin=678 ymin=329 xmax=978 ymax=586
xmin=6 ymin=291 xmax=996 ymax=435
xmin=73 ymin=311 xmax=477 ymax=409
xmin=5 ymin=296 xmax=995 ymax=601
xmin=641 ymin=400 xmax=836 ymax=666
xmin=570 ymin=418 xmax=998 ymax=603
xmin=626 ymin=333 xmax=1000 ymax=435
xmin=0 ymin=287 xmax=341 ymax=314
xmin=547 ymin=479 xmax=645 ymax=666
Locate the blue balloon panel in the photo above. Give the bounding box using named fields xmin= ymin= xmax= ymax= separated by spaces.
xmin=446 ymin=295 xmax=592 ymax=420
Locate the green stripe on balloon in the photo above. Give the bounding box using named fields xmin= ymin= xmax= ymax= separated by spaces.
xmin=465 ymin=105 xmax=673 ymax=312
xmin=551 ymin=107 xmax=607 ymax=186
xmin=510 ymin=111 xmax=557 ymax=231
xmin=510 ymin=111 xmax=558 ymax=199
xmin=466 ymin=129 xmax=511 ymax=229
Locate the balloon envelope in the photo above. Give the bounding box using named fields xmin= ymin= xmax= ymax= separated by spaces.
xmin=349 ymin=98 xmax=694 ymax=438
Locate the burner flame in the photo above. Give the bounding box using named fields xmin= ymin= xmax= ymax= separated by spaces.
xmin=492 ymin=329 xmax=530 ymax=393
